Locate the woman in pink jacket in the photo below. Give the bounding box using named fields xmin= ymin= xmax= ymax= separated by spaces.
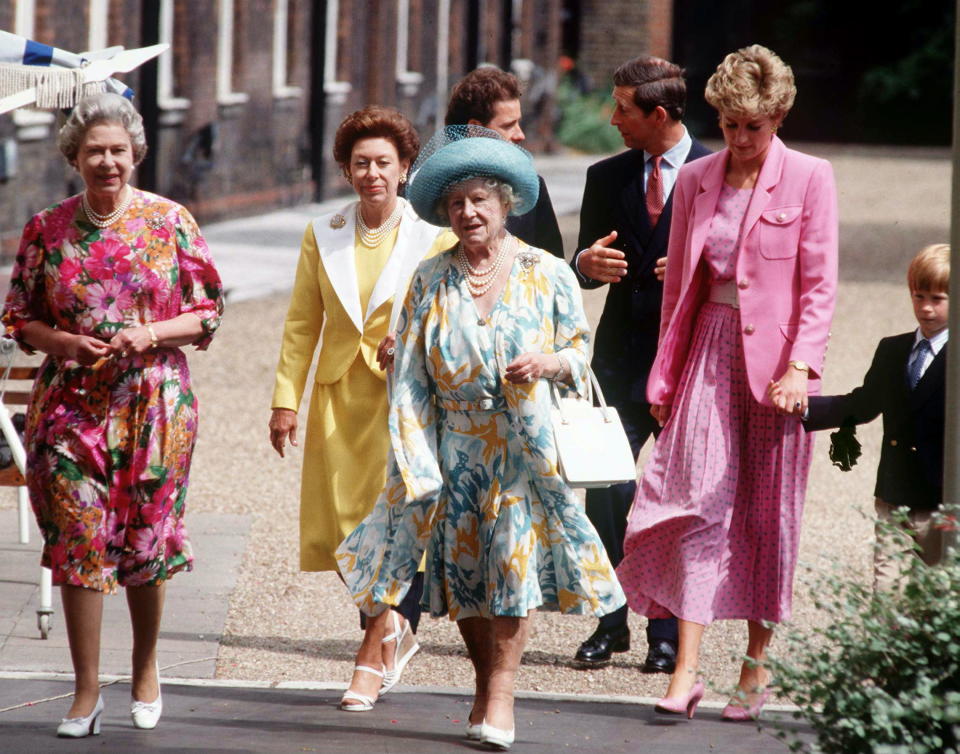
xmin=616 ymin=45 xmax=838 ymax=720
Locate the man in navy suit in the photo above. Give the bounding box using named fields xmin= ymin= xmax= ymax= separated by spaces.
xmin=799 ymin=244 xmax=949 ymax=590
xmin=445 ymin=66 xmax=564 ymax=258
xmin=571 ymin=56 xmax=710 ymax=671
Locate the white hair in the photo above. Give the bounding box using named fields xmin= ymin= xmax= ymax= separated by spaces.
xmin=57 ymin=92 xmax=148 ymax=165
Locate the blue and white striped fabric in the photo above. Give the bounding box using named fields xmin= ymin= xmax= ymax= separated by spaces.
xmin=0 ymin=30 xmax=133 ymax=99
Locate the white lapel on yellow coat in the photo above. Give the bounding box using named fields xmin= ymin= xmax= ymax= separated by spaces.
xmin=313 ymin=202 xmax=363 ymax=333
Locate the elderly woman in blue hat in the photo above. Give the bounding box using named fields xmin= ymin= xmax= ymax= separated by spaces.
xmin=336 ymin=128 xmax=625 ymax=750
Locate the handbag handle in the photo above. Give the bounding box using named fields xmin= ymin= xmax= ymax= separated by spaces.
xmin=549 ymin=362 xmax=614 ymax=424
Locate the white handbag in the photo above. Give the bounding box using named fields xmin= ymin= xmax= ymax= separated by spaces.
xmin=549 ymin=367 xmax=637 ymax=489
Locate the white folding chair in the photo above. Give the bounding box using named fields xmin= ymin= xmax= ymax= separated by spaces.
xmin=0 ymin=337 xmax=53 ymax=638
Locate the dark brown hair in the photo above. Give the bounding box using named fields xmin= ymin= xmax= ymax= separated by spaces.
xmin=332 ymin=106 xmax=420 ymax=169
xmin=445 ymin=67 xmax=523 ymax=126
xmin=613 ymin=56 xmax=687 ymax=121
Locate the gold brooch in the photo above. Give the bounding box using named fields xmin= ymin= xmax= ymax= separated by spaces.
xmin=147 ymin=215 xmax=166 ymax=230
xmin=330 ymin=214 xmax=346 ymax=229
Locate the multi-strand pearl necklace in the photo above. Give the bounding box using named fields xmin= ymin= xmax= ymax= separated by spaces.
xmin=82 ymin=186 xmax=133 ymax=229
xmin=356 ymin=199 xmax=405 ymax=247
xmin=456 ymin=236 xmax=511 ymax=297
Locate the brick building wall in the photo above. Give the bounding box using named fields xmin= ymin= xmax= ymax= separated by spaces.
xmin=576 ymin=0 xmax=674 ymax=90
xmin=0 ymin=0 xmax=564 ymax=263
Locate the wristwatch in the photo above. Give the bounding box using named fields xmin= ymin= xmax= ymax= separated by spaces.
xmin=788 ymin=360 xmax=810 ymax=373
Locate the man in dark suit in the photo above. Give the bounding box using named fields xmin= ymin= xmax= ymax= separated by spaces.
xmin=571 ymin=56 xmax=710 ymax=671
xmin=446 ymin=66 xmax=564 ymax=258
xmin=800 ymin=243 xmax=949 ymax=590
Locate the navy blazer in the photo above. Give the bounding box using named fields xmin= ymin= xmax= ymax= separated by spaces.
xmin=805 ymin=332 xmax=945 ymax=511
xmin=571 ymin=139 xmax=711 ymax=403
xmin=506 ymin=175 xmax=564 ymax=258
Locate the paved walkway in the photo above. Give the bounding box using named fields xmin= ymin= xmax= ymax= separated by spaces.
xmin=0 ymin=676 xmax=811 ymax=752
xmin=0 ymin=511 xmax=250 ymax=678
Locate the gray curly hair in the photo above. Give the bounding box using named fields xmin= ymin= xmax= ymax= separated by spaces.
xmin=435 ymin=176 xmax=518 ymax=220
xmin=57 ymin=92 xmax=148 ymax=166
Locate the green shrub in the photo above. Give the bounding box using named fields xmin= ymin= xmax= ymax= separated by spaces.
xmin=554 ymin=80 xmax=623 ymax=155
xmin=769 ymin=521 xmax=960 ymax=754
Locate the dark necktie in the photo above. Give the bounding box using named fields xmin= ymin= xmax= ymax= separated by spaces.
xmin=646 ymin=155 xmax=664 ymax=227
xmin=908 ymin=338 xmax=932 ymax=389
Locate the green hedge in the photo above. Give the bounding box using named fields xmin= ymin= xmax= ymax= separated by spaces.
xmin=769 ymin=517 xmax=960 ymax=754
xmin=554 ymin=80 xmax=623 ymax=155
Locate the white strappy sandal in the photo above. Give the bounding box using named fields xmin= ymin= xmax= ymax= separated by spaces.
xmin=339 ymin=665 xmax=383 ymax=712
xmin=380 ymin=612 xmax=420 ymax=694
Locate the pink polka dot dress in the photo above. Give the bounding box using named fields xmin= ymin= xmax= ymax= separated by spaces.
xmin=615 ymin=183 xmax=814 ymax=625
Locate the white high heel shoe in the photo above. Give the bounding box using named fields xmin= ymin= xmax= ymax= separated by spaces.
xmin=130 ymin=662 xmax=162 ymax=729
xmin=380 ymin=612 xmax=420 ymax=694
xmin=57 ymin=695 xmax=104 ymax=738
xmin=479 ymin=720 xmax=515 ymax=750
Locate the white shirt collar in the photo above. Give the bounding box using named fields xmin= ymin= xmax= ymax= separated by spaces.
xmin=645 ymin=125 xmax=691 ymax=169
xmin=915 ymin=327 xmax=949 ymax=355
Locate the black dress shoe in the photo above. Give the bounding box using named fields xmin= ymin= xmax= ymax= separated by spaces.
xmin=642 ymin=639 xmax=677 ymax=674
xmin=573 ymin=625 xmax=630 ymax=666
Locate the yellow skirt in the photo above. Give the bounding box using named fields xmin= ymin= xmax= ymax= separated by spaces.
xmin=299 ymin=354 xmax=389 ymax=571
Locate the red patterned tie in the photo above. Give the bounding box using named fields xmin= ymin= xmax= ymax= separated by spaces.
xmin=646 ymin=155 xmax=664 ymax=227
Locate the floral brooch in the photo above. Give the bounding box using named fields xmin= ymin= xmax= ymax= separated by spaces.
xmin=330 ymin=214 xmax=346 ymax=229
xmin=516 ymin=250 xmax=540 ymax=272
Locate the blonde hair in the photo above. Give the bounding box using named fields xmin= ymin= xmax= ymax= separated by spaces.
xmin=704 ymin=44 xmax=796 ymax=121
xmin=908 ymin=244 xmax=950 ymax=293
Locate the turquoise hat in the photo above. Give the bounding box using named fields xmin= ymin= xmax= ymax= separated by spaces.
xmin=408 ymin=128 xmax=540 ymax=227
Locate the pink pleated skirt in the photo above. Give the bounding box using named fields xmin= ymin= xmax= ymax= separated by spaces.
xmin=616 ymin=302 xmax=814 ymax=625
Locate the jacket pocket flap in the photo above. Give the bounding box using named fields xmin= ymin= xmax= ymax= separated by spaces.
xmin=780 ymin=322 xmax=799 ymax=342
xmin=761 ymin=205 xmax=802 ymax=226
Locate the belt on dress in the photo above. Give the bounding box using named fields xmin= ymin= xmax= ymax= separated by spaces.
xmin=707 ymin=279 xmax=740 ymax=309
xmin=435 ymin=396 xmax=506 ymax=412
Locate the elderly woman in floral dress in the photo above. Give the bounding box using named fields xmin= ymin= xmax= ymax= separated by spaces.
xmin=1 ymin=92 xmax=222 ymax=738
xmin=337 ymin=129 xmax=624 ymax=751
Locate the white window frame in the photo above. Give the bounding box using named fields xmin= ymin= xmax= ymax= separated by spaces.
xmin=217 ymin=0 xmax=249 ymax=105
xmin=158 ymin=0 xmax=190 ymax=114
xmin=13 ymin=0 xmax=54 ymax=138
xmin=272 ymin=0 xmax=301 ymax=99
xmin=323 ymin=0 xmax=351 ymax=103
xmin=395 ymin=0 xmax=423 ymax=96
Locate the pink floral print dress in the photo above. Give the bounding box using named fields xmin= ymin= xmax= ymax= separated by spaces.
xmin=1 ymin=189 xmax=223 ymax=593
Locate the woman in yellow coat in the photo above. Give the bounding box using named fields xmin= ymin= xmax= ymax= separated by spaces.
xmin=269 ymin=107 xmax=444 ymax=711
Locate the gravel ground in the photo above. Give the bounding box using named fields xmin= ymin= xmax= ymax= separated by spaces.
xmin=2 ymin=144 xmax=950 ymax=704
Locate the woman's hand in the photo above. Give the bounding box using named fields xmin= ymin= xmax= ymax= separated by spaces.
xmin=376 ymin=333 xmax=397 ymax=372
xmin=650 ymin=403 xmax=672 ymax=427
xmin=769 ymin=367 xmax=808 ymax=416
xmin=109 ymin=325 xmax=154 ymax=358
xmin=504 ymin=353 xmax=561 ymax=384
xmin=65 ymin=334 xmax=113 ymax=366
xmin=269 ymin=408 xmax=298 ymax=457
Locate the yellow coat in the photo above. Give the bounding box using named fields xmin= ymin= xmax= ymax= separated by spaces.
xmin=272 ymin=200 xmax=447 ymax=570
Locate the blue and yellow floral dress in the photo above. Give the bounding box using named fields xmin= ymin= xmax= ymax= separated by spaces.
xmin=337 ymin=243 xmax=625 ymax=620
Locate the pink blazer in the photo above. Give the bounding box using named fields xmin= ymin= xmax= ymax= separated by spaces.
xmin=647 ymin=136 xmax=838 ymax=407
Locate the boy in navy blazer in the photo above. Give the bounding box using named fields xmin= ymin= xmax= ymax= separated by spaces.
xmin=788 ymin=244 xmax=949 ymax=589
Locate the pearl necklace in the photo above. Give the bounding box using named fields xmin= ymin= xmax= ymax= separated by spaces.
xmin=356 ymin=199 xmax=405 ymax=247
xmin=82 ymin=187 xmax=132 ymax=229
xmin=457 ymin=236 xmax=511 ymax=297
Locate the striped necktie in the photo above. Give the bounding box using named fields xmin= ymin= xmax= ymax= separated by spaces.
xmin=908 ymin=338 xmax=932 ymax=389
